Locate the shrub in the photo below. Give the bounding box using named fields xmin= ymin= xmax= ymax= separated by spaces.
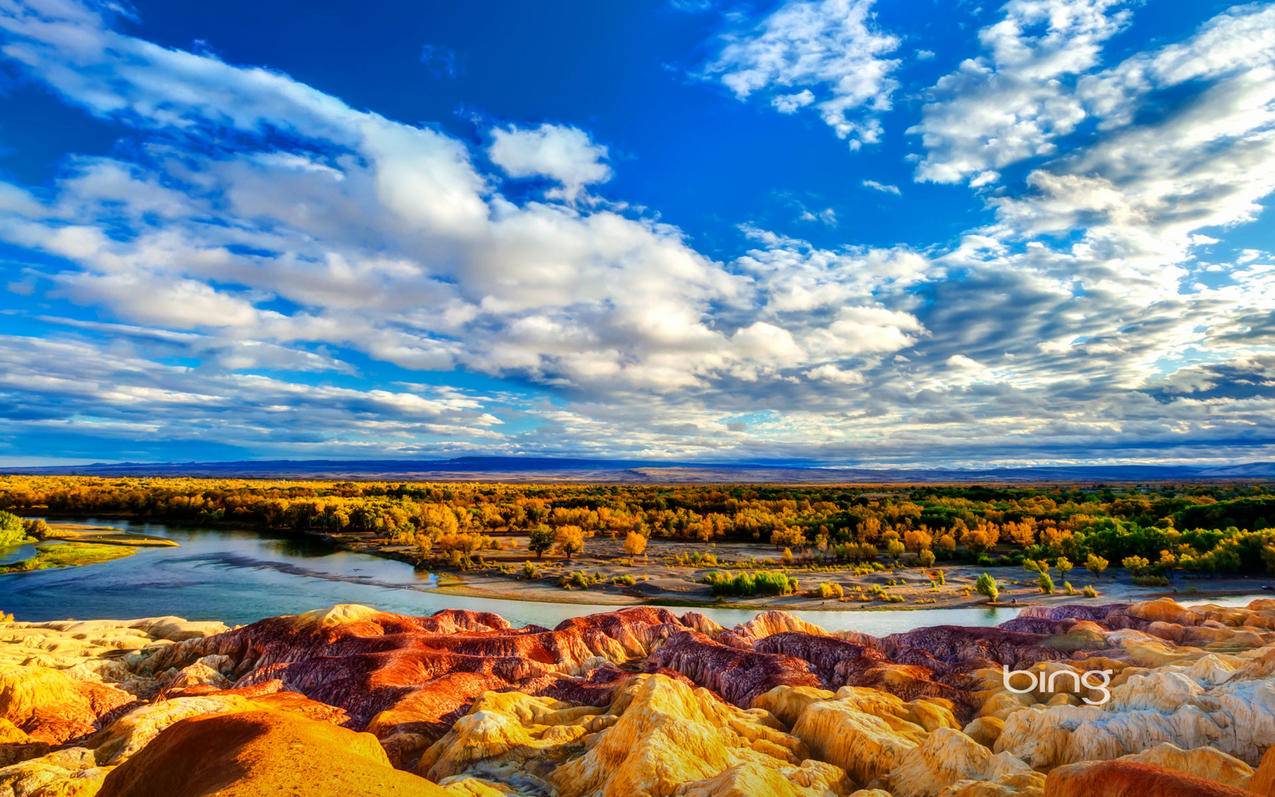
xmin=521 ymin=561 xmax=540 ymax=579
xmin=816 ymin=582 xmax=844 ymax=599
xmin=975 ymin=572 xmax=999 ymax=603
xmin=916 ymin=548 xmax=936 ymax=568
xmin=1132 ymin=574 xmax=1170 ymax=587
xmin=0 ymin=511 xmax=26 ymax=548
xmin=559 ymin=570 xmax=604 ymax=590
xmin=1082 ymin=584 xmax=1099 ymax=598
xmin=612 ymin=574 xmax=637 ymax=587
xmin=1038 ymin=571 xmax=1055 ymax=594
xmin=704 ymin=570 xmax=798 ymax=597
xmin=1121 ymin=555 xmax=1151 ymax=575
xmin=22 ymin=518 xmax=51 ymax=540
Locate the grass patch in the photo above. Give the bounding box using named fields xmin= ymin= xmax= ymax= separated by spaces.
xmin=0 ymin=541 xmax=138 ymax=573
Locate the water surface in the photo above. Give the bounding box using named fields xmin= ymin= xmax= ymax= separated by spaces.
xmin=2 ymin=519 xmax=1257 ymax=634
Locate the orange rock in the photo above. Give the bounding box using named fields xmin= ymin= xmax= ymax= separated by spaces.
xmin=1043 ymin=760 xmax=1252 ymax=797
xmin=1252 ymin=745 xmax=1275 ymax=795
xmin=97 ymin=709 xmax=450 ymax=797
xmin=0 ymin=662 xmax=134 ymax=744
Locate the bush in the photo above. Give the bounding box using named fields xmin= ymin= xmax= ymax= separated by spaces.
xmin=612 ymin=574 xmax=637 ymax=587
xmin=816 ymin=581 xmax=844 ymax=599
xmin=1038 ymin=571 xmax=1055 ymax=594
xmin=22 ymin=518 xmax=51 ymax=540
xmin=1082 ymin=584 xmax=1099 ymax=598
xmin=975 ymin=572 xmax=999 ymax=603
xmin=559 ymin=570 xmax=604 ymax=590
xmin=704 ymin=570 xmax=798 ymax=597
xmin=1132 ymin=574 xmax=1170 ymax=587
xmin=1121 ymin=555 xmax=1151 ymax=575
xmin=0 ymin=511 xmax=26 ymax=548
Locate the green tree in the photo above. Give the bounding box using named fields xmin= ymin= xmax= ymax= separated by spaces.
xmin=975 ymin=572 xmax=999 ymax=603
xmin=527 ymin=526 xmax=554 ymax=560
xmin=1055 ymin=556 xmax=1073 ymax=579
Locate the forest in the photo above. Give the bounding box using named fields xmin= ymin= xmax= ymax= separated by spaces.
xmin=1 ymin=476 xmax=1273 ymax=578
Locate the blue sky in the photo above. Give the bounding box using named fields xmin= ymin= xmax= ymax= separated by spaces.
xmin=0 ymin=0 xmax=1272 ymax=467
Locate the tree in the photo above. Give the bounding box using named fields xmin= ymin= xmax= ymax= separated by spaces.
xmin=623 ymin=531 xmax=648 ymax=559
xmin=1055 ymin=556 xmax=1073 ymax=579
xmin=886 ymin=539 xmax=906 ymax=564
xmin=0 ymin=511 xmax=25 ymax=548
xmin=917 ymin=548 xmax=936 ymax=568
xmin=527 ymin=526 xmax=554 ymax=560
xmin=1085 ymin=553 xmax=1109 ymax=579
xmin=975 ymin=572 xmax=999 ymax=603
xmin=555 ymin=525 xmax=585 ymax=561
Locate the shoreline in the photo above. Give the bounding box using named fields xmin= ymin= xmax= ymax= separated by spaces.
xmin=14 ymin=515 xmax=1275 ymax=614
xmin=422 ymin=566 xmax=1274 ymax=612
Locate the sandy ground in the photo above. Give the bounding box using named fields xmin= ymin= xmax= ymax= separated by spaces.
xmin=336 ymin=531 xmax=1275 ymax=611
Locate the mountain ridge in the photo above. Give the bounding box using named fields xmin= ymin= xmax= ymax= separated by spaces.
xmin=4 ymin=457 xmax=1273 ymax=482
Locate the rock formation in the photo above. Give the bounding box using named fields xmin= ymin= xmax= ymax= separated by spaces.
xmin=0 ymin=597 xmax=1272 ymax=796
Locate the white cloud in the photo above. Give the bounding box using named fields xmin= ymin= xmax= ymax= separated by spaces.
xmin=488 ymin=123 xmax=611 ymax=202
xmin=704 ymin=0 xmax=900 ymax=149
xmin=911 ymin=0 xmax=1132 ymax=184
xmin=0 ymin=0 xmax=1273 ymax=466
xmin=861 ymin=178 xmax=900 ymax=195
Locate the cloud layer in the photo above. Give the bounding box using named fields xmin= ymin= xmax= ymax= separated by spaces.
xmin=0 ymin=0 xmax=1272 ymax=467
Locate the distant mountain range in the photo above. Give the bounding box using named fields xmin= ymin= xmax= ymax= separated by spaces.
xmin=4 ymin=457 xmax=1274 ymax=482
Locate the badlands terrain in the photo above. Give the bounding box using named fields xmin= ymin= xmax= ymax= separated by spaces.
xmin=1 ymin=597 xmax=1274 ymax=796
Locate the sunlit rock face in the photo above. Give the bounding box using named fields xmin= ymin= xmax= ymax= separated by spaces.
xmin=97 ymin=709 xmax=451 ymax=797
xmin=1 ymin=597 xmax=1273 ymax=796
xmin=1042 ymin=760 xmax=1254 ymax=796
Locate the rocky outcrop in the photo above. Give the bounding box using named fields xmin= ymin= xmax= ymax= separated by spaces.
xmin=97 ymin=709 xmax=450 ymax=797
xmin=1 ymin=597 xmax=1273 ymax=796
xmin=1043 ymin=760 xmax=1253 ymax=796
xmin=645 ymin=630 xmax=823 ymax=706
xmin=0 ymin=663 xmax=134 ymax=745
xmin=548 ymin=674 xmax=843 ymax=797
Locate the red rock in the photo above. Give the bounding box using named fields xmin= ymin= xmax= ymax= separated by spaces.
xmin=645 ymin=629 xmax=822 ymax=706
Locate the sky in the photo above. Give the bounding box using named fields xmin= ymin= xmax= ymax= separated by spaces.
xmin=0 ymin=0 xmax=1272 ymax=468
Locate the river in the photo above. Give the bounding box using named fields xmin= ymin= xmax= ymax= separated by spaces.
xmin=0 ymin=519 xmax=1259 ymax=633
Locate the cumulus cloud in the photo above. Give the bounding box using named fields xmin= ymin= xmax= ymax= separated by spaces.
xmin=488 ymin=123 xmax=612 ymax=202
xmin=704 ymin=0 xmax=900 ymax=149
xmin=911 ymin=0 xmax=1132 ymax=184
